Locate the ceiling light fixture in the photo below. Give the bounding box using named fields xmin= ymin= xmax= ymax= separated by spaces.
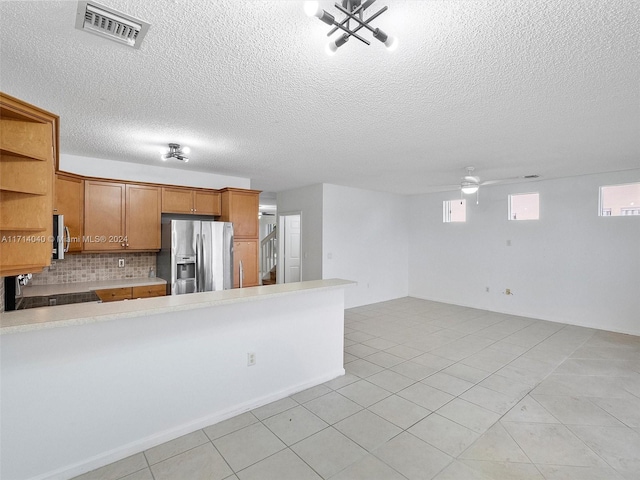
xmin=305 ymin=0 xmax=397 ymax=54
xmin=461 ymin=182 xmax=479 ymax=195
xmin=162 ymin=143 xmax=190 ymax=163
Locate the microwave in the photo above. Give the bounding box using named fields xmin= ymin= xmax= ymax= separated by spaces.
xmin=53 ymin=214 xmax=69 ymax=260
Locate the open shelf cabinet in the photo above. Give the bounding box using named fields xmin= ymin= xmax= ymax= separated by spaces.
xmin=0 ymin=92 xmax=58 ymax=276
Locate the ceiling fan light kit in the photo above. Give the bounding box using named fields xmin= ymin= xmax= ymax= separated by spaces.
xmin=432 ymin=167 xmax=541 ymax=205
xmin=461 ymin=183 xmax=479 ymax=195
xmin=305 ymin=0 xmax=398 ymax=54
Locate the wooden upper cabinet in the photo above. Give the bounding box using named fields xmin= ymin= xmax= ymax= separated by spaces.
xmin=194 ymin=190 xmax=220 ymax=216
xmin=161 ymin=187 xmax=220 ymax=215
xmin=84 ymin=180 xmax=160 ymax=251
xmin=126 ymin=184 xmax=161 ymax=250
xmin=0 ymin=92 xmax=58 ymax=276
xmin=54 ymin=174 xmax=83 ymax=252
xmin=84 ymin=180 xmax=126 ymax=251
xmin=220 ymin=188 xmax=260 ymax=238
xmin=161 ymin=187 xmax=193 ymax=214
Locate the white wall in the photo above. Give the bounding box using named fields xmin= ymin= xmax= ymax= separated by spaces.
xmin=323 ymin=184 xmax=410 ymax=308
xmin=1 ymin=287 xmax=346 ymax=480
xmin=60 ymin=154 xmax=250 ymax=190
xmin=277 ymin=184 xmax=324 ymax=282
xmin=409 ymin=169 xmax=640 ymax=336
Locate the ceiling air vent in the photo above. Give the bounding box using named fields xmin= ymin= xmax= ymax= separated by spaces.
xmin=523 ymin=175 xmax=540 ymax=179
xmin=75 ymin=1 xmax=150 ymax=49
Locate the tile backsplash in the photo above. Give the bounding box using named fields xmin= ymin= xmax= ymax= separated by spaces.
xmin=31 ymin=253 xmax=157 ymax=285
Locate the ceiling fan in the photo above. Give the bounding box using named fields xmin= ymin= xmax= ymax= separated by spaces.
xmin=437 ymin=167 xmax=539 ymax=203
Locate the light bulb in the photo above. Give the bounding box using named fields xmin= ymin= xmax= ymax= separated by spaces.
xmin=325 ymin=41 xmax=338 ymax=56
xmin=304 ymin=1 xmax=320 ymax=17
xmin=384 ymin=36 xmax=398 ymax=51
xmin=182 ymin=146 xmax=191 ymax=154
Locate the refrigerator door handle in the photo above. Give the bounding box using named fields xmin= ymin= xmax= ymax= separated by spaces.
xmin=239 ymin=260 xmax=244 ymax=289
xmin=195 ymin=233 xmax=200 ymax=293
xmin=201 ymin=233 xmax=206 ymax=292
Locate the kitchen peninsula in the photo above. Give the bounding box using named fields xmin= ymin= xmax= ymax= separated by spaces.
xmin=1 ymin=279 xmax=354 ymax=480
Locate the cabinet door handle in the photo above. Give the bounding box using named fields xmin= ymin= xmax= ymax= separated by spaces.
xmin=121 ymin=243 xmax=125 ymax=247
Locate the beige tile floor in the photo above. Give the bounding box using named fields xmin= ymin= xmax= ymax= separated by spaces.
xmin=74 ymin=298 xmax=640 ymax=480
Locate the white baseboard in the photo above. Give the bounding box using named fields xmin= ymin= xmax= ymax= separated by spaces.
xmin=37 ymin=368 xmax=346 ymax=480
xmin=408 ymin=294 xmax=640 ymax=337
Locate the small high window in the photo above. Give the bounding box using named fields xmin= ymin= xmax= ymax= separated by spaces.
xmin=508 ymin=193 xmax=539 ymax=220
xmin=599 ymin=182 xmax=640 ymax=217
xmin=443 ymin=199 xmax=466 ymax=223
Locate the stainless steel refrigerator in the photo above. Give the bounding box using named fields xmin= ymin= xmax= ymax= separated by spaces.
xmin=157 ymin=220 xmax=234 ymax=295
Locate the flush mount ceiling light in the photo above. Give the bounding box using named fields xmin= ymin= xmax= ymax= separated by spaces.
xmin=305 ymin=0 xmax=398 ymax=55
xmin=162 ymin=143 xmax=190 ymax=163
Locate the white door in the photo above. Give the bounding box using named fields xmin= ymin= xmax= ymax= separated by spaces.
xmin=283 ymin=214 xmax=301 ymax=283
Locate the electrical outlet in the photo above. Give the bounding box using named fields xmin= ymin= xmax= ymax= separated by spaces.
xmin=118 ymin=258 xmax=125 ymax=268
xmin=486 ymin=286 xmax=490 ymax=293
xmin=247 ymin=352 xmax=256 ymax=366
xmin=505 ymin=288 xmax=511 ymax=295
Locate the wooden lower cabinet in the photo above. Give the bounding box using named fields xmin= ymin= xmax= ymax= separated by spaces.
xmin=132 ymin=284 xmax=166 ymax=298
xmin=234 ymin=239 xmax=259 ymax=288
xmin=96 ymin=284 xmax=166 ymax=302
xmin=95 ymin=287 xmax=131 ymax=302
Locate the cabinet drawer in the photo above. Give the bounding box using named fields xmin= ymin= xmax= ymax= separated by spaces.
xmin=132 ymin=284 xmax=166 ymax=298
xmin=95 ymin=287 xmax=132 ymax=302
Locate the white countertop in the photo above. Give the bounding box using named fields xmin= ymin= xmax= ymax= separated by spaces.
xmin=21 ymin=278 xmax=167 ymax=297
xmin=0 ymin=279 xmax=355 ymax=335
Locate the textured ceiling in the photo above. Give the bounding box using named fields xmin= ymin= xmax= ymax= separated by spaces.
xmin=1 ymin=0 xmax=638 ymax=194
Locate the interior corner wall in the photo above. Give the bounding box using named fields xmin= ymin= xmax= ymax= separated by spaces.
xmin=60 ymin=154 xmax=251 ymax=190
xmin=408 ymin=169 xmax=640 ymax=336
xmin=276 ymin=184 xmax=324 ymax=282
xmin=322 ymin=184 xmax=410 ymax=309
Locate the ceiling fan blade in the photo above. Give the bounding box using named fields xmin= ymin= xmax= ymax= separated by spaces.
xmin=426 ymin=184 xmax=461 ymax=193
xmin=480 ymin=176 xmax=521 ymax=186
